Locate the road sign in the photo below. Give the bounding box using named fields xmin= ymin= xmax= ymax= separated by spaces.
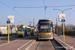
xmin=7 ymin=18 xmax=10 ymax=24
xmin=61 ymin=19 xmax=65 ymax=22
xmin=7 ymin=21 xmax=10 ymax=23
xmin=7 ymin=16 xmax=14 ymax=43
xmin=7 ymin=16 xmax=14 ymax=23
xmin=58 ymin=14 xmax=66 ymax=42
xmin=58 ymin=14 xmax=66 ymax=22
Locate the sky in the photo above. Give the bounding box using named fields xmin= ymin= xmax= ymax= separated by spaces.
xmin=0 ymin=0 xmax=75 ymax=26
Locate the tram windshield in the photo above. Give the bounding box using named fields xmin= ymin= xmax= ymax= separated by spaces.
xmin=18 ymin=28 xmax=22 ymax=31
xmin=41 ymin=25 xmax=49 ymax=29
xmin=39 ymin=24 xmax=51 ymax=32
xmin=18 ymin=28 xmax=25 ymax=31
xmin=38 ymin=20 xmax=53 ymax=32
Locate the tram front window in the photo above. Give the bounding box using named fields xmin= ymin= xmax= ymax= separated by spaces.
xmin=18 ymin=28 xmax=25 ymax=31
xmin=39 ymin=24 xmax=51 ymax=32
xmin=18 ymin=28 xmax=22 ymax=31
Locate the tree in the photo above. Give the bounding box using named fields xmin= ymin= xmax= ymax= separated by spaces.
xmin=72 ymin=26 xmax=75 ymax=30
xmin=58 ymin=26 xmax=62 ymax=31
xmin=67 ymin=24 xmax=74 ymax=30
xmin=65 ymin=26 xmax=69 ymax=31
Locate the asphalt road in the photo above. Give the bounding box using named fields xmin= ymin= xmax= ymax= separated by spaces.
xmin=0 ymin=35 xmax=20 ymax=45
xmin=0 ymin=36 xmax=37 ymax=50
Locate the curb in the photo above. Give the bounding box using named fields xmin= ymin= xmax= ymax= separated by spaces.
xmin=54 ymin=37 xmax=75 ymax=50
xmin=1 ymin=35 xmax=17 ymax=40
xmin=54 ymin=38 xmax=68 ymax=50
xmin=25 ymin=40 xmax=36 ymax=50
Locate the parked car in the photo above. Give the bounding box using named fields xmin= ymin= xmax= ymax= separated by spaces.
xmin=57 ymin=31 xmax=62 ymax=36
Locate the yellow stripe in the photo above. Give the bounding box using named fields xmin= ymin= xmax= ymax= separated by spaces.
xmin=38 ymin=32 xmax=53 ymax=36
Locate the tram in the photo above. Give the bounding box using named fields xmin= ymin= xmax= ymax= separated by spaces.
xmin=37 ymin=19 xmax=54 ymax=40
xmin=27 ymin=27 xmax=34 ymax=36
xmin=17 ymin=25 xmax=27 ymax=37
xmin=17 ymin=25 xmax=34 ymax=37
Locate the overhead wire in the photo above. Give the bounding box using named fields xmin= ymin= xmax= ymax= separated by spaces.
xmin=1 ymin=0 xmax=75 ymax=20
xmin=14 ymin=5 xmax=75 ymax=8
xmin=14 ymin=6 xmax=44 ymax=8
xmin=48 ymin=5 xmax=75 ymax=7
xmin=0 ymin=1 xmax=29 ymax=21
xmin=43 ymin=0 xmax=46 ymax=18
xmin=66 ymin=10 xmax=75 ymax=17
xmin=13 ymin=9 xmax=29 ymax=20
xmin=43 ymin=0 xmax=45 ymax=6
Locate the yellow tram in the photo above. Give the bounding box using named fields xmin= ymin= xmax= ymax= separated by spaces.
xmin=17 ymin=25 xmax=34 ymax=37
xmin=37 ymin=19 xmax=54 ymax=40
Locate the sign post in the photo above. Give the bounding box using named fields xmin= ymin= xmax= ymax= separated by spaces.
xmin=58 ymin=14 xmax=66 ymax=42
xmin=8 ymin=23 xmax=10 ymax=43
xmin=7 ymin=16 xmax=14 ymax=43
xmin=63 ymin=22 xmax=65 ymax=42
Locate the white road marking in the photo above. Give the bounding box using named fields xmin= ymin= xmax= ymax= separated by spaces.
xmin=25 ymin=40 xmax=36 ymax=50
xmin=17 ymin=40 xmax=32 ymax=50
xmin=0 ymin=40 xmax=18 ymax=47
xmin=55 ymin=37 xmax=75 ymax=50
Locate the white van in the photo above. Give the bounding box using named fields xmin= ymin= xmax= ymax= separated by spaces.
xmin=0 ymin=27 xmax=11 ymax=35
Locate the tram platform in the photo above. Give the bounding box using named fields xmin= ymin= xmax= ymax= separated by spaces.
xmin=54 ymin=34 xmax=75 ymax=50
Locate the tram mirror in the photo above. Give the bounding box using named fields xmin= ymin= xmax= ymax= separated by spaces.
xmin=51 ymin=22 xmax=53 ymax=27
xmin=38 ymin=24 xmax=39 ymax=26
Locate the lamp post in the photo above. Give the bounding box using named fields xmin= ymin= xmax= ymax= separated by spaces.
xmin=53 ymin=8 xmax=72 ymax=14
xmin=53 ymin=8 xmax=72 ymax=42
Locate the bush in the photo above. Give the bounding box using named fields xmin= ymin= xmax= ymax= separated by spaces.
xmin=65 ymin=31 xmax=75 ymax=36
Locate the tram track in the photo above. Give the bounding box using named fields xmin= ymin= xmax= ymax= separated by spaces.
xmin=28 ymin=38 xmax=66 ymax=50
xmin=29 ymin=39 xmax=55 ymax=50
xmin=35 ymin=41 xmax=40 ymax=50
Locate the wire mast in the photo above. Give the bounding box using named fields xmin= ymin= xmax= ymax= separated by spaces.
xmin=43 ymin=0 xmax=47 ymax=18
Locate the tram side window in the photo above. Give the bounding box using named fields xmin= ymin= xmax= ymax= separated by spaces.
xmin=50 ymin=27 xmax=52 ymax=32
xmin=51 ymin=22 xmax=53 ymax=27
